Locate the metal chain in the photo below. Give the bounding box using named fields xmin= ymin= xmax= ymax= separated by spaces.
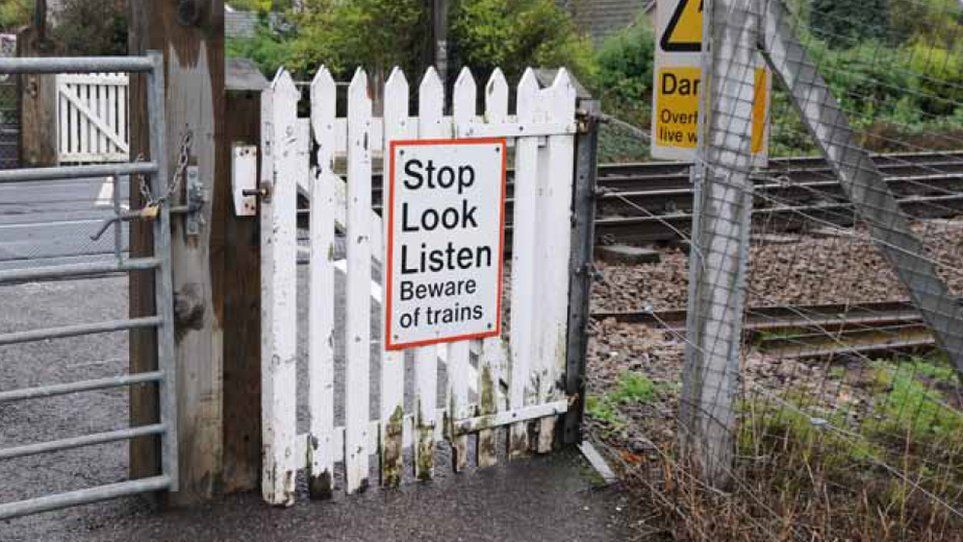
xmin=135 ymin=128 xmax=194 ymax=208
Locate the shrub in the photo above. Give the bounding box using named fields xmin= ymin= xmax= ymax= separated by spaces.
xmin=0 ymin=0 xmax=30 ymax=33
xmin=289 ymin=0 xmax=428 ymax=79
xmin=52 ymin=0 xmax=128 ymax=55
xmin=449 ymin=0 xmax=596 ymax=83
xmin=595 ymin=16 xmax=655 ymax=121
xmin=226 ymin=18 xmax=297 ymax=78
xmin=809 ymin=0 xmax=889 ymax=48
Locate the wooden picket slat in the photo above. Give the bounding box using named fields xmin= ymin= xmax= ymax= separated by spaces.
xmin=477 ymin=68 xmax=509 ymax=468
xmin=412 ymin=67 xmax=445 ymax=482
xmin=380 ymin=67 xmax=409 ymax=488
xmin=97 ymin=82 xmax=107 ymax=155
xmin=534 ymin=70 xmax=578 ymax=453
xmin=447 ymin=67 xmax=476 ymax=472
xmin=344 ymin=68 xmax=373 ymax=494
xmin=508 ymin=69 xmax=542 ymax=459
xmin=260 ymin=70 xmax=301 ymax=506
xmin=307 ymin=66 xmax=338 ymax=500
xmin=55 ymin=73 xmax=130 ymax=163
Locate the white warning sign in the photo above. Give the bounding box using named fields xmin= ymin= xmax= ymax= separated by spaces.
xmin=385 ymin=138 xmax=508 ymax=350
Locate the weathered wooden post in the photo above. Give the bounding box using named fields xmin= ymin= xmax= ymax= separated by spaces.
xmin=17 ymin=0 xmax=57 ymax=166
xmin=219 ymin=57 xmax=268 ymax=494
xmin=128 ymin=0 xmax=227 ymax=505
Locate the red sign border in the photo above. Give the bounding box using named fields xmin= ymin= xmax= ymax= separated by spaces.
xmin=384 ymin=137 xmax=508 ymax=351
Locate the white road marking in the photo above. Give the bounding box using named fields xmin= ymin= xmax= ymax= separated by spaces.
xmin=94 ymin=176 xmax=129 ymax=211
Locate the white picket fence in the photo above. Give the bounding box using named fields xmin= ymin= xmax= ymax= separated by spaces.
xmin=55 ymin=72 xmax=129 ymax=163
xmin=260 ymin=65 xmax=578 ymax=505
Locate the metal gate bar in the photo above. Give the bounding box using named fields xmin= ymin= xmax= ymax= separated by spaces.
xmin=0 ymin=161 xmax=158 ymax=183
xmin=0 ymin=371 xmax=163 ymax=403
xmin=0 ymin=257 xmax=161 ymax=283
xmin=0 ymin=424 xmax=167 ymax=460
xmin=0 ymin=477 xmax=172 ymax=520
xmin=0 ymin=53 xmax=177 ymax=521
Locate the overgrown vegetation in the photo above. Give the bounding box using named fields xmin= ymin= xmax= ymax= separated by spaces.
xmin=227 ymin=0 xmax=592 ymax=84
xmin=448 ymin=0 xmax=595 ymax=82
xmin=590 ymin=0 xmax=963 ymax=159
xmin=589 ymin=352 xmax=963 ymax=541
xmin=52 ymin=0 xmax=128 ymax=56
xmin=0 ymin=0 xmax=29 ymax=33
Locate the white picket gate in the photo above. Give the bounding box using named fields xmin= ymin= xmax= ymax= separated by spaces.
xmin=55 ymin=72 xmax=129 ymax=163
xmin=260 ymin=65 xmax=579 ymax=505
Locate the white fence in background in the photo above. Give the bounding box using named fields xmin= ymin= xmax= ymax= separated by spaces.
xmin=56 ymin=72 xmax=129 ymax=163
xmin=260 ymin=65 xmax=579 ymax=505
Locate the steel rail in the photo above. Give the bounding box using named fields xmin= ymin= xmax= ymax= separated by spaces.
xmin=592 ymin=301 xmax=920 ymax=327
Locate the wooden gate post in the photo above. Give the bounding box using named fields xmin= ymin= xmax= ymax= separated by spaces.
xmin=129 ymin=0 xmax=227 ymax=505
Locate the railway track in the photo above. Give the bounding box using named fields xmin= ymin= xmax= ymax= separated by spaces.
xmin=592 ymin=301 xmax=936 ymax=359
xmin=305 ymin=151 xmax=963 ymax=244
xmin=591 ymin=151 xmax=963 ymax=243
xmin=360 ymin=151 xmax=963 ymax=244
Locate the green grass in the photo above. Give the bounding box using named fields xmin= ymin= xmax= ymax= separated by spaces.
xmin=872 ymin=361 xmax=963 ymax=438
xmin=586 ymin=372 xmax=663 ymax=432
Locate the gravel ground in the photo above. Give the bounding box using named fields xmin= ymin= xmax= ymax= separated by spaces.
xmin=585 ymin=219 xmax=963 ymax=479
xmin=593 ymin=219 xmax=963 ymax=313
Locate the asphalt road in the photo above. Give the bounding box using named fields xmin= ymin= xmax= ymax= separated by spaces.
xmin=0 ymin=175 xmax=128 ymax=271
xmin=0 ymin=176 xmax=634 ymax=540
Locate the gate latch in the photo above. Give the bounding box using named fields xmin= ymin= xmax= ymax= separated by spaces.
xmin=184 ymin=165 xmax=207 ymax=237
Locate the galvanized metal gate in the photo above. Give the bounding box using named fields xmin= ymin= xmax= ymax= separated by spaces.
xmin=259 ymin=65 xmax=598 ymax=505
xmin=0 ymin=54 xmax=177 ymax=519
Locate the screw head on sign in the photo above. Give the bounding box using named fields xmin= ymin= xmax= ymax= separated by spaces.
xmin=487 ymin=323 xmax=493 ymax=329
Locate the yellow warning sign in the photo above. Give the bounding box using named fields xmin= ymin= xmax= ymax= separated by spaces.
xmin=653 ymin=66 xmax=770 ymax=154
xmin=661 ymin=0 xmax=703 ymax=53
xmin=652 ymin=0 xmax=771 ymax=163
xmin=654 ymin=66 xmax=701 ymax=149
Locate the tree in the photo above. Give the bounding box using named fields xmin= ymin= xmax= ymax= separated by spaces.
xmin=287 ymin=0 xmax=429 ymax=78
xmin=809 ymin=0 xmax=889 ymax=48
xmin=449 ymin=0 xmax=596 ymax=83
xmin=53 ymin=0 xmax=128 ymax=55
xmin=0 ymin=0 xmax=31 ymax=33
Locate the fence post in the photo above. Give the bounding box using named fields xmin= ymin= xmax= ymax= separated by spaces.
xmin=563 ymin=93 xmax=600 ymax=446
xmin=679 ymin=0 xmax=759 ymax=488
xmin=220 ymin=61 xmax=269 ymax=494
xmin=129 ymin=0 xmax=227 ymax=505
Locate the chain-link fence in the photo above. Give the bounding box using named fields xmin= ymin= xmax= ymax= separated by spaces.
xmin=586 ymin=0 xmax=963 ymax=539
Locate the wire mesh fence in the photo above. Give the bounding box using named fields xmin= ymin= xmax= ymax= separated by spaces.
xmin=586 ymin=0 xmax=963 ymax=539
